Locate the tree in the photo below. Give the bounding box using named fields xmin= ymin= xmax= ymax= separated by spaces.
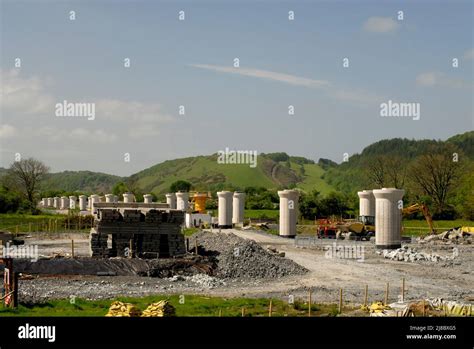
xmin=125 ymin=176 xmax=141 ymax=195
xmin=0 ymin=185 xmax=24 ymax=213
xmin=367 ymin=155 xmax=407 ymax=189
xmin=170 ymin=180 xmax=192 ymax=192
xmin=299 ymin=190 xmax=321 ymax=219
xmin=7 ymin=158 xmax=49 ymax=213
xmin=112 ymin=182 xmax=129 ymax=196
xmin=408 ymin=146 xmax=463 ymax=214
xmin=367 ymin=156 xmax=386 ymax=188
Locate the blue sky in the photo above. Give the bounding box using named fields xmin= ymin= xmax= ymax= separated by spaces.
xmin=1 ymin=0 xmax=473 ymax=175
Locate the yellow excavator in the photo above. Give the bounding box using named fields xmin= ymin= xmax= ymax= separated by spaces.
xmin=402 ymin=203 xmax=435 ymax=234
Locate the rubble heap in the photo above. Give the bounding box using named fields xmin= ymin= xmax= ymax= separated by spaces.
xmin=417 ymin=228 xmax=472 ymax=245
xmin=191 ymin=231 xmax=308 ymax=279
xmin=377 ymin=245 xmax=458 ymax=263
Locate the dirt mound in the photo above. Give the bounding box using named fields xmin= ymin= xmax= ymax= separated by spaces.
xmin=191 ymin=231 xmax=308 ymax=279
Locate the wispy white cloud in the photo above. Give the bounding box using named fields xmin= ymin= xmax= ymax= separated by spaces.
xmin=463 ymin=48 xmax=474 ymax=60
xmin=0 ymin=124 xmax=17 ymax=139
xmin=191 ymin=63 xmax=382 ymax=106
xmin=96 ymin=99 xmax=174 ymax=138
xmin=0 ymin=69 xmax=54 ymax=115
xmin=36 ymin=126 xmax=118 ymax=144
xmin=416 ymin=72 xmax=471 ymax=88
xmin=190 ymin=64 xmax=329 ymax=88
xmin=1 ymin=70 xmax=174 ymax=140
xmin=331 ymin=88 xmax=383 ymax=106
xmin=96 ymin=99 xmax=174 ymax=123
xmin=363 ymin=16 xmax=399 ymax=33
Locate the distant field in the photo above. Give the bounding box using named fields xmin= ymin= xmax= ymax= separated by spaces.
xmin=295 ymin=219 xmax=474 ymax=236
xmin=295 ymin=163 xmax=335 ymax=195
xmin=244 ymin=209 xmax=279 ymax=219
xmin=1 ymin=213 xmax=471 ymax=236
xmin=402 ymin=219 xmax=473 ymax=236
xmin=0 ymin=213 xmax=64 ymax=232
xmin=0 ymin=295 xmax=342 ymax=317
xmin=0 ymin=213 xmax=91 ymax=233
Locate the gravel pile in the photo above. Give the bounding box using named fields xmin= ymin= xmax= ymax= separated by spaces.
xmin=191 ymin=231 xmax=307 ymax=279
xmin=377 ymin=245 xmax=459 ymax=263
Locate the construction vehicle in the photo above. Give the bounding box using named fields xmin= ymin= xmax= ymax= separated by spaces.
xmin=316 ymin=218 xmax=340 ymax=239
xmin=316 ymin=217 xmax=374 ymax=240
xmin=402 ymin=203 xmax=435 ymax=234
xmin=344 ymin=215 xmax=375 ymax=240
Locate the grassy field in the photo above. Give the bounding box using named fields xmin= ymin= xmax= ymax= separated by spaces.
xmin=0 ymin=213 xmax=92 ymax=233
xmin=182 ymin=227 xmax=199 ymax=236
xmin=0 ymin=213 xmax=65 ymax=232
xmin=244 ymin=209 xmax=279 ymax=219
xmin=1 ymin=213 xmax=471 ymax=237
xmin=0 ymin=295 xmax=343 ymax=317
xmin=295 ymin=219 xmax=474 ymax=236
xmin=402 ymin=219 xmax=473 ymax=236
xmin=294 ymin=163 xmax=335 ymax=195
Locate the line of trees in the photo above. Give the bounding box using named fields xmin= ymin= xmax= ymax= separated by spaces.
xmin=366 ymin=144 xmax=470 ymax=219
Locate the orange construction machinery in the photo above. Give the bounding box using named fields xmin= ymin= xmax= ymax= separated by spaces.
xmin=402 ymin=203 xmax=435 ymax=234
xmin=190 ymin=192 xmax=211 ymax=213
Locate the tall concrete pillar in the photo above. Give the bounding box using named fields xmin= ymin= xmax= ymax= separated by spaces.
xmin=217 ymin=191 xmax=233 ymax=228
xmin=69 ymin=196 xmax=77 ymax=209
xmin=278 ymin=190 xmax=299 ymax=238
xmin=123 ymin=193 xmax=135 ymax=203
xmin=176 ymin=192 xmax=189 ymax=211
xmin=78 ymin=195 xmax=87 ymax=210
xmin=357 ymin=190 xmax=375 ymax=217
xmin=105 ymin=194 xmax=114 ymax=203
xmin=143 ymin=194 xmax=153 ymax=203
xmin=90 ymin=194 xmax=100 ymax=212
xmin=373 ymin=188 xmax=405 ymax=249
xmin=47 ymin=197 xmax=54 ymax=207
xmin=232 ymin=192 xmax=246 ymax=225
xmin=53 ymin=197 xmax=60 ymax=209
xmin=166 ymin=193 xmax=177 ymax=209
xmin=41 ymin=198 xmax=47 ymax=206
xmin=113 ymin=195 xmax=119 ymax=203
xmin=99 ymin=196 xmax=106 ymax=203
xmin=60 ymin=196 xmax=69 ymax=210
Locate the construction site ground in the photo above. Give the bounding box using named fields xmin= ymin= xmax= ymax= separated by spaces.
xmin=13 ymin=229 xmax=474 ymax=306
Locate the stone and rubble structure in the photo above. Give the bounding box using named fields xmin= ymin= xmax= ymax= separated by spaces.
xmin=90 ymin=202 xmax=186 ymax=259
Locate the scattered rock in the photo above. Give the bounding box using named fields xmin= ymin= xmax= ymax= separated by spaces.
xmin=418 ymin=228 xmax=472 ymax=245
xmin=377 ymin=245 xmax=459 ymax=263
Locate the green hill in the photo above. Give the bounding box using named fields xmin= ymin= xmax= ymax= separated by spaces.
xmin=323 ymin=131 xmax=474 ymax=194
xmin=2 ymin=132 xmax=471 ymax=198
xmin=131 ymin=153 xmax=335 ymax=195
xmin=40 ymin=171 xmax=122 ymax=193
xmin=1 ymin=153 xmax=333 ymax=195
